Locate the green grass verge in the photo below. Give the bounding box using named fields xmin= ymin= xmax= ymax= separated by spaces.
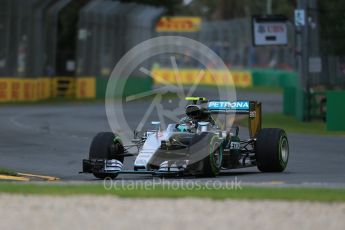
xmin=240 ymin=113 xmax=345 ymax=136
xmin=194 ymin=85 xmax=282 ymax=94
xmin=0 ymin=183 xmax=344 ymax=202
xmin=235 ymin=86 xmax=283 ymax=93
xmin=0 ymin=92 xmax=181 ymax=106
xmin=0 ymin=168 xmax=18 ymax=176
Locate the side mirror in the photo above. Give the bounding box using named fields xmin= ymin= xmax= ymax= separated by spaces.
xmin=132 ymin=138 xmax=141 ymax=143
xmin=198 ymin=121 xmax=209 ymax=132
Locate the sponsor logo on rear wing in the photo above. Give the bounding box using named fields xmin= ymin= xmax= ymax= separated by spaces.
xmin=208 ymin=100 xmax=250 ymax=113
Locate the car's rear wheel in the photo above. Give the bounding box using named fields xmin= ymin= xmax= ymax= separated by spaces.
xmin=255 ymin=128 xmax=289 ymax=172
xmin=89 ymin=132 xmax=124 ymax=179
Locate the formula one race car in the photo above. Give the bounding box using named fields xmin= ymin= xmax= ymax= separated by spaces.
xmin=82 ymin=97 xmax=289 ymax=179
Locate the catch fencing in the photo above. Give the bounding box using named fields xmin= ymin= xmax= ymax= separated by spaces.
xmin=154 ymin=18 xmax=296 ymax=72
xmin=76 ymin=1 xmax=164 ymax=77
xmin=0 ymin=0 xmax=344 ymax=89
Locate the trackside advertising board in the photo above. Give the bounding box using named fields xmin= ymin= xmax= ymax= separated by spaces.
xmin=156 ymin=17 xmax=202 ymax=32
xmin=151 ymin=68 xmax=252 ymax=87
xmin=76 ymin=77 xmax=96 ymax=99
xmin=0 ymin=78 xmax=51 ymax=102
xmin=252 ymin=15 xmax=288 ymax=46
xmin=0 ymin=77 xmax=96 ymax=102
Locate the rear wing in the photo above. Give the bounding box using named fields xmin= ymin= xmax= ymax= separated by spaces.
xmin=207 ymin=100 xmax=262 ymax=138
xmin=208 ymin=101 xmax=250 ymax=114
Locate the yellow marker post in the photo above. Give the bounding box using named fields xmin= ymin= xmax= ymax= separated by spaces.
xmin=17 ymin=173 xmax=59 ymax=181
xmin=0 ymin=175 xmax=30 ymax=181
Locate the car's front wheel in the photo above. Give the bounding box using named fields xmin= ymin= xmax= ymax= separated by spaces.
xmin=89 ymin=132 xmax=124 ymax=179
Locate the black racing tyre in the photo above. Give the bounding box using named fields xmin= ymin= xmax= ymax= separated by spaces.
xmin=189 ymin=132 xmax=223 ymax=177
xmin=255 ymin=128 xmax=289 ymax=172
xmin=89 ymin=132 xmax=124 ymax=179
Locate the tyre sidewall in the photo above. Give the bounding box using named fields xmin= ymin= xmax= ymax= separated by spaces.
xmin=188 ymin=133 xmax=223 ymax=177
xmin=256 ymin=128 xmax=289 ymax=172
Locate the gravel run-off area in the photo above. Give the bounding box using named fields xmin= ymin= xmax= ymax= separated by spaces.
xmin=0 ymin=194 xmax=344 ymax=230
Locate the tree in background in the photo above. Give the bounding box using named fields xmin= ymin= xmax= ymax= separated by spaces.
xmin=119 ymin=0 xmax=294 ymax=19
xmin=176 ymin=0 xmax=294 ymax=20
xmin=120 ymin=0 xmax=182 ymax=15
xmin=318 ymin=0 xmax=345 ymax=55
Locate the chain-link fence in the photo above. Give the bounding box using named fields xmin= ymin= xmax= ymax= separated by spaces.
xmin=0 ymin=0 xmax=165 ymax=78
xmin=0 ymin=0 xmax=56 ymax=77
xmin=0 ymin=0 xmax=295 ymax=78
xmin=76 ymin=1 xmax=165 ymax=77
xmin=154 ymin=18 xmax=295 ymax=71
xmin=317 ymin=43 xmax=345 ymax=89
xmin=0 ymin=0 xmax=343 ymax=88
xmin=302 ymin=3 xmax=345 ymax=89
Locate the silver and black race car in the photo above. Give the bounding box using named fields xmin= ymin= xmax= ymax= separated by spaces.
xmin=82 ymin=97 xmax=289 ymax=179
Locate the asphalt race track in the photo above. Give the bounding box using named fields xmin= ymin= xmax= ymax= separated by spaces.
xmin=1 ymin=90 xmax=345 ymax=186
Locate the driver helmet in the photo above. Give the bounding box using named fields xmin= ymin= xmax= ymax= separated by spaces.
xmin=176 ymin=117 xmax=196 ymax=132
